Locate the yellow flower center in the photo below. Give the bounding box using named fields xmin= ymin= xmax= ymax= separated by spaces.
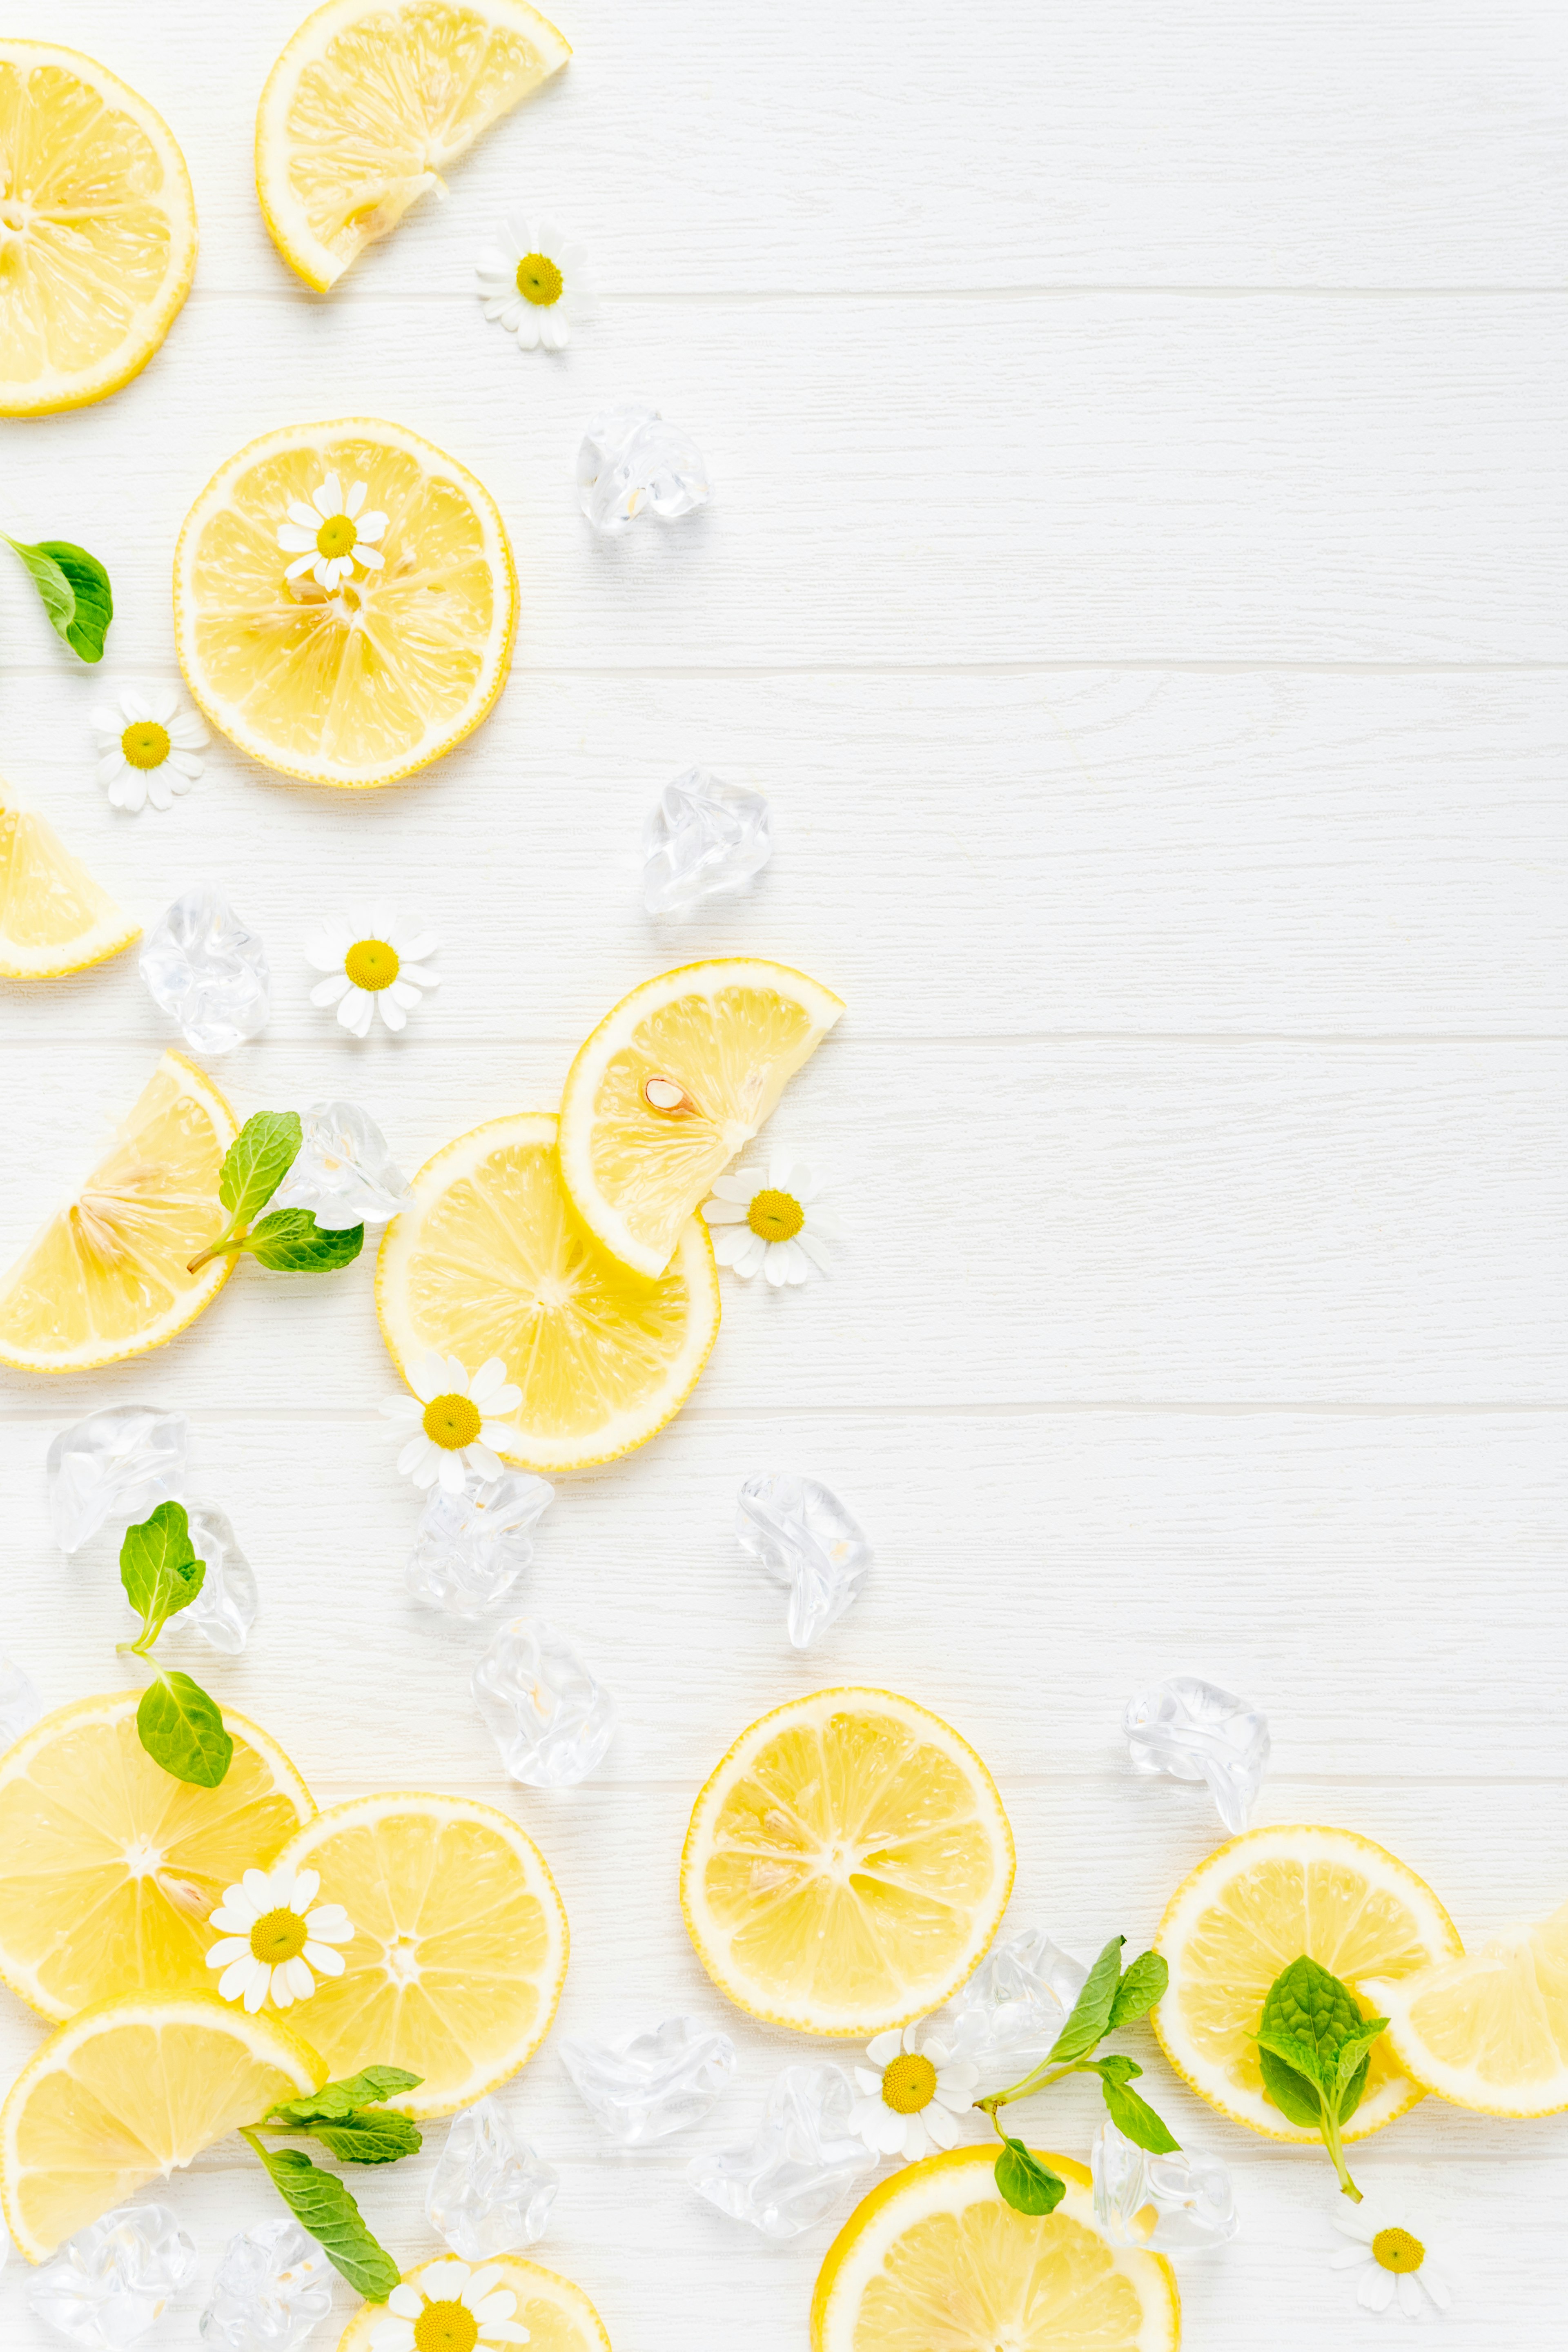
xmin=344 ymin=938 xmax=399 ymax=991
xmin=423 ymin=1393 xmax=481 ymax=1450
xmin=1371 ymin=2227 xmax=1425 ymax=2274
xmin=315 ymin=512 xmax=358 ymax=559
xmin=880 ymin=2052 xmax=938 ymax=2114
xmin=746 ymin=1188 xmax=804 ymax=1242
xmin=120 ymin=720 xmax=170 ymax=771
xmin=515 ymin=252 xmax=563 ymax=305
xmin=414 ymin=2301 xmax=478 ymax=2352
xmin=249 ymin=1907 xmax=309 ymax=1964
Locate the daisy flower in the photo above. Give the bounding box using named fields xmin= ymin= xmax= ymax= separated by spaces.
xmin=702 ymin=1158 xmax=840 ymax=1286
xmin=382 ymin=1353 xmax=523 ymax=1493
xmin=304 ymin=906 xmax=440 ymax=1038
xmin=370 ymin=2261 xmax=529 ymax=2352
xmin=91 ymin=686 xmax=208 ymax=813
xmin=848 ymin=2025 xmax=979 ymax=2162
xmin=1329 ymin=2197 xmax=1452 ymax=2318
xmin=205 ymin=1865 xmax=354 ymax=2013
xmin=276 ymin=473 xmax=388 ymax=591
xmin=474 ymin=215 xmax=595 ymax=351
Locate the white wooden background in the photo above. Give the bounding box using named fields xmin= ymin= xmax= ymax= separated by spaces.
xmin=2 ymin=1 xmax=1565 ymax=2343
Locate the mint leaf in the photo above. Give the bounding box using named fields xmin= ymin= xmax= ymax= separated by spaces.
xmin=1331 ymin=2018 xmax=1388 ymax=2114
xmin=119 ymin=1502 xmax=205 ymax=1641
xmin=1047 ymin=1935 xmax=1125 ymax=2064
xmin=244 ymin=1210 xmax=364 ymax=1272
xmin=254 ymin=2144 xmax=399 ymax=2301
xmin=1258 ymin=2044 xmax=1325 ymax=2129
xmin=1101 ymin=2075 xmax=1180 ymax=2154
xmin=220 ymin=1112 xmax=302 ymax=1226
xmin=994 ymin=2138 xmax=1066 ymax=2215
xmin=137 ymin=1671 xmax=232 ymax=1787
xmin=268 ymin=2069 xmax=422 ymax=2125
xmin=1254 ymin=2021 xmax=1330 ymax=2093
xmin=1083 ymin=2053 xmax=1142 ymax=2086
xmin=1259 ymin=1955 xmax=1366 ymax=2078
xmin=1107 ymin=1949 xmax=1167 ymax=2031
xmin=294 ymin=2114 xmax=422 ymax=2165
xmin=5 ymin=537 xmax=113 ymax=661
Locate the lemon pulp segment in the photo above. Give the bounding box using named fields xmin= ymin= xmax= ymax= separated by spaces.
xmin=0 ymin=793 xmax=139 ymax=977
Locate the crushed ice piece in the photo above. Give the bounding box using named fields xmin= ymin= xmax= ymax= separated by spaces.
xmin=641 ymin=768 xmax=772 ymax=915
xmin=472 ymin=1616 xmax=615 ymax=1786
xmin=408 ymin=1472 xmax=554 ymax=1619
xmin=170 ymin=1506 xmax=258 ymax=1655
xmin=198 ymin=2217 xmax=333 ymax=2350
xmin=139 ymin=885 xmax=270 ymax=1056
xmin=562 ymin=2015 xmax=736 ymax=2145
xmin=425 ymin=2096 xmax=559 ymax=2258
xmin=917 ymin=1928 xmax=1088 ymax=2092
xmin=1092 ymin=2116 xmax=1240 ymax=2254
xmin=1124 ymin=1675 xmax=1270 ymax=1836
xmin=736 ymin=1472 xmax=871 ymax=1648
xmin=578 ymin=401 xmax=708 ymax=536
xmin=0 ymin=1655 xmax=42 ymax=1751
xmin=47 ymin=1406 xmax=189 ymax=1555
xmin=267 ymin=1100 xmax=412 ymax=1231
xmin=28 ymin=2203 xmax=199 ymax=2349
xmin=688 ymin=2062 xmax=877 ymax=2238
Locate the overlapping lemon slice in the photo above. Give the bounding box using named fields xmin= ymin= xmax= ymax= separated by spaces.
xmin=558 ymin=960 xmax=845 ymax=1277
xmin=0 ymin=1050 xmax=236 ymax=1373
xmin=811 ymin=2148 xmax=1180 ymax=2352
xmin=1362 ymin=1897 xmax=1568 ymax=2116
xmin=0 ymin=1990 xmax=322 ymax=2260
xmin=0 ymin=42 xmax=197 ymax=417
xmin=378 ymin=1111 xmax=720 ymax=1471
xmin=1154 ymin=1823 xmax=1462 ymax=2140
xmin=174 ymin=419 xmax=515 ymax=788
xmin=256 ymin=0 xmax=570 ymax=292
xmin=682 ymin=1688 xmax=1014 ymax=2037
xmin=339 ymin=2253 xmax=611 ymax=2352
xmin=0 ymin=791 xmax=138 ymax=977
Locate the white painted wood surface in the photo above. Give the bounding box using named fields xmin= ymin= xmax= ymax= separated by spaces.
xmin=2 ymin=1 xmax=1564 ymax=2343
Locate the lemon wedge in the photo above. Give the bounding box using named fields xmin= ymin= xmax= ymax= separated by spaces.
xmin=257 ymin=0 xmax=570 ymax=292
xmin=1361 ymin=1898 xmax=1568 ymax=2116
xmin=174 ymin=418 xmax=515 ymax=788
xmin=682 ymin=1687 xmax=1014 ymax=2037
xmin=0 ymin=1050 xmax=236 ymax=1373
xmin=0 ymin=791 xmax=139 ymax=977
xmin=0 ymin=41 xmax=196 ymax=417
xmin=337 ymin=2253 xmax=611 ymax=2352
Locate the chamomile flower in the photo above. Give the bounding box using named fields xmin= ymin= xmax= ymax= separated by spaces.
xmin=848 ymin=2025 xmax=979 ymax=2162
xmin=304 ymin=906 xmax=440 ymax=1037
xmin=276 ymin=473 xmax=388 ymax=591
xmin=90 ymin=686 xmax=208 ymax=813
xmin=205 ymin=1865 xmax=354 ymax=2013
xmin=474 ymin=215 xmax=595 ymax=351
xmin=702 ymin=1158 xmax=840 ymax=1287
xmin=382 ymin=1352 xmax=523 ymax=1493
xmin=371 ymin=2261 xmax=530 ymax=2352
xmin=1329 ymin=2198 xmax=1452 ymax=2318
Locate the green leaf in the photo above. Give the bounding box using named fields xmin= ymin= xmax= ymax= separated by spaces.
xmin=136 ymin=1672 xmax=232 ymax=1787
xmin=1107 ymin=1949 xmax=1168 ymax=2031
xmin=1331 ymin=2018 xmax=1388 ymax=2114
xmin=1046 ymin=1935 xmax=1126 ymax=2064
xmin=1257 ymin=2044 xmax=1325 ymax=2129
xmin=1254 ymin=2022 xmax=1330 ymax=2094
xmin=119 ymin=1501 xmax=205 ymax=1639
xmin=1084 ymin=2053 xmax=1142 ymax=2086
xmin=254 ymin=2145 xmax=400 ymax=2301
xmin=1259 ymin=1955 xmax=1367 ymax=2080
xmin=266 ymin=2068 xmax=423 ymax=2126
xmin=219 ymin=1111 xmax=302 ymax=1226
xmin=296 ymin=2114 xmax=423 ymax=2165
xmin=243 ymin=1210 xmax=364 ymax=1273
xmin=994 ymin=2138 xmax=1066 ymax=2216
xmin=1101 ymin=2075 xmax=1181 ymax=2154
xmin=5 ymin=537 xmax=113 ymax=661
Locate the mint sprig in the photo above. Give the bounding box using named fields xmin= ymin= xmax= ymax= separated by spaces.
xmin=4 ymin=535 xmax=114 ymax=662
xmin=240 ymin=2068 xmax=425 ymax=2297
xmin=243 ymin=2140 xmax=401 ymax=2301
xmin=1254 ymin=1955 xmax=1388 ymax=2201
xmin=188 ymin=1111 xmax=363 ymax=1276
xmin=116 ymin=1503 xmax=232 ymax=1788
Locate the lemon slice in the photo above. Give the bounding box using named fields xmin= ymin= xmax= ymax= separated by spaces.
xmin=273 ymin=1794 xmax=568 ymax=2118
xmin=0 ymin=1693 xmax=313 ymax=2024
xmin=681 ymin=1687 xmax=1014 ymax=2037
xmin=0 ymin=791 xmax=139 ymax=977
xmin=0 ymin=1989 xmax=322 ymax=2260
xmin=377 ymin=1111 xmax=720 ymax=1472
xmin=1360 ymin=1899 xmax=1568 ymax=2117
xmin=174 ymin=418 xmax=516 ymax=788
xmin=1154 ymin=1824 xmax=1463 ymax=2141
xmin=557 ymin=960 xmax=845 ymax=1277
xmin=811 ymin=2147 xmax=1179 ymax=2352
xmin=0 ymin=1049 xmax=236 ymax=1373
xmin=338 ymin=2252 xmax=611 ymax=2352
xmin=0 ymin=42 xmax=196 ymax=418
xmin=257 ymin=0 xmax=570 ymax=292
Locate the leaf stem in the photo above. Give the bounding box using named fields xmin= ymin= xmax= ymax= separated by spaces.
xmin=1321 ymin=2107 xmax=1362 ymax=2202
xmin=187 ymin=1230 xmax=248 ymax=1275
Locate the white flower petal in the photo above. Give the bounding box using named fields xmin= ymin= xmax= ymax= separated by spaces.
xmin=285 ymin=551 xmax=318 ymax=581
xmin=1357 ymin=2266 xmax=1396 ymax=2313
xmin=900 ymin=2114 xmax=930 ymax=2161
xmin=764 ymin=1242 xmax=793 ymax=1287
xmin=866 ymin=2030 xmax=902 ymax=2066
xmin=1423 ymin=2268 xmax=1452 ymax=2313
xmin=372 ymin=2320 xmax=418 ymax=2352
xmin=923 ymin=2101 xmax=959 ymax=2148
xmin=1332 ymin=2205 xmax=1379 ymax=2245
xmin=168 ymin=751 xmax=204 ymax=781
xmin=277 ymin=524 xmax=316 ymax=552
xmin=303 ymin=1903 xmax=354 ymax=1942
xmin=121 ymin=687 xmax=153 ymax=722
xmin=512 ymin=310 xmax=543 ymax=348
xmin=356 ymin=511 xmax=388 ymax=541
xmin=396 ymin=966 xmax=440 ymax=991
xmin=713 ymin=1169 xmax=763 ymax=1202
xmin=464 ymin=1440 xmax=505 ymax=1481
xmin=218 ymin=1956 xmax=260 ymax=2006
xmin=345 ymin=481 xmax=366 ymax=518
xmin=436 ymin=1450 xmax=468 ymax=1494
xmin=283 ymin=1954 xmax=316 ymax=2001
xmin=423 ymin=2262 xmax=472 ymax=2299
xmin=168 ymin=712 xmax=209 ymax=748
xmin=388 ymin=2282 xmax=425 ymax=2316
xmin=377 ymin=991 xmax=408 ymax=1033
xmin=395 ymin=929 xmax=440 ymax=962
xmin=356 ymin=543 xmax=385 ymax=572
xmin=1328 ymin=2246 xmax=1372 ymax=2270
xmin=314 ymin=472 xmax=343 ymax=518
xmin=702 ymin=1200 xmax=746 ymax=1224
xmin=539 ymin=309 xmax=570 ymax=350
xmin=731 ymin=1231 xmax=769 ymax=1278
xmin=851 ymin=2069 xmax=882 ymax=2095
xmin=385 ymin=978 xmax=423 ymax=1010
xmin=398 ymin=1432 xmax=438 ymax=1479
xmin=341 ymin=989 xmax=376 ymax=1039
xmin=206 ymin=1937 xmax=250 ymax=1967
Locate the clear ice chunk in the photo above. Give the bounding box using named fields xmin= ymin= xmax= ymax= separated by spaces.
xmin=29 ymin=2204 xmax=199 ymax=2349
xmin=169 ymin=1507 xmax=258 ymax=1655
xmin=578 ymin=401 xmax=709 ymax=537
xmin=268 ymin=1100 xmax=412 ymax=1232
xmin=0 ymin=1654 xmax=41 ymax=1750
xmin=409 ymin=1473 xmax=555 ymax=1619
xmin=198 ymin=2218 xmax=333 ymax=2350
xmin=1091 ymin=2117 xmax=1239 ymax=2254
xmin=472 ymin=1616 xmax=615 ymax=1786
xmin=1124 ymin=1675 xmax=1270 ymax=1836
xmin=47 ymin=1406 xmax=190 ymax=1554
xmin=736 ymin=1473 xmax=872 ymax=1648
xmin=641 ymin=768 xmax=772 ymax=915
xmin=561 ymin=2015 xmax=736 ymax=2145
xmin=139 ymin=885 xmax=270 ymax=1056
xmin=918 ymin=1927 xmax=1087 ymax=2091
xmin=688 ymin=2062 xmax=877 ymax=2239
xmin=425 ymin=2095 xmax=559 ymax=2258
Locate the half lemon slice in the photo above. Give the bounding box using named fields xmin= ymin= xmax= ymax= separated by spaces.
xmin=0 ymin=791 xmax=139 ymax=977
xmin=1362 ymin=1898 xmax=1568 ymax=2117
xmin=338 ymin=2253 xmax=611 ymax=2352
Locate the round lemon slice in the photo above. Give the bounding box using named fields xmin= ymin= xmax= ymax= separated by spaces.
xmin=273 ymin=1794 xmax=568 ymax=2118
xmin=257 ymin=0 xmax=570 ymax=292
xmin=377 ymin=1111 xmax=720 ymax=1472
xmin=682 ymin=1687 xmax=1014 ymax=2037
xmin=0 ymin=1049 xmax=236 ymax=1373
xmin=0 ymin=1692 xmax=313 ymax=2023
xmin=811 ymin=2147 xmax=1179 ymax=2352
xmin=174 ymin=418 xmax=516 ymax=788
xmin=558 ymin=959 xmax=845 ymax=1278
xmin=338 ymin=2253 xmax=611 ymax=2352
xmin=0 ymin=791 xmax=139 ymax=977
xmin=0 ymin=1990 xmax=322 ymax=2260
xmin=0 ymin=42 xmax=196 ymax=417
xmin=1154 ymin=1823 xmax=1463 ymax=2141
xmin=1361 ymin=1898 xmax=1568 ymax=2117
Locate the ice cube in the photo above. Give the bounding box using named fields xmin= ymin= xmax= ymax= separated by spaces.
xmin=47 ymin=1406 xmax=190 ymax=1555
xmin=0 ymin=1654 xmax=41 ymax=1750
xmin=172 ymin=1507 xmax=258 ymax=1655
xmin=688 ymin=2062 xmax=877 ymax=2239
xmin=641 ymin=769 xmax=772 ymax=915
xmin=1091 ymin=2117 xmax=1239 ymax=2254
xmin=1125 ymin=1675 xmax=1270 ymax=1835
xmin=408 ymin=1472 xmax=554 ymax=1619
xmin=736 ymin=1472 xmax=871 ymax=1648
xmin=198 ymin=2218 xmax=333 ymax=2350
xmin=28 ymin=2204 xmax=198 ymax=2349
xmin=918 ymin=1928 xmax=1088 ymax=2091
xmin=561 ymin=2016 xmax=735 ymax=2145
xmin=472 ymin=1617 xmax=615 ymax=1786
xmin=268 ymin=1101 xmax=412 ymax=1232
xmin=139 ymin=885 xmax=270 ymax=1056
xmin=578 ymin=401 xmax=708 ymax=536
xmin=425 ymin=2096 xmax=559 ymax=2259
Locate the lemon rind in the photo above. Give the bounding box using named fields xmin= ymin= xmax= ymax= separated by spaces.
xmin=1360 ymin=1932 xmax=1568 ymax=2119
